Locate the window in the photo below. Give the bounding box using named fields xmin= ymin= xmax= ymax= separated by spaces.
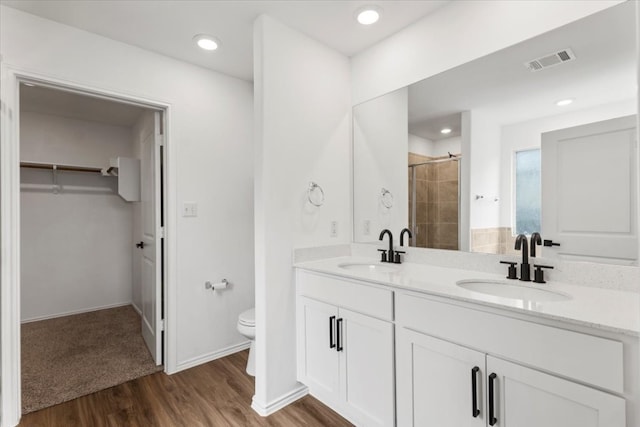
xmin=514 ymin=149 xmax=541 ymax=235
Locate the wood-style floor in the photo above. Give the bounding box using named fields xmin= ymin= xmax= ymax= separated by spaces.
xmin=19 ymin=350 xmax=352 ymax=427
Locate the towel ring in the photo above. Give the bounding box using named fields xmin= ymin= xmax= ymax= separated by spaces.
xmin=307 ymin=182 xmax=325 ymax=207
xmin=381 ymin=188 xmax=393 ymax=209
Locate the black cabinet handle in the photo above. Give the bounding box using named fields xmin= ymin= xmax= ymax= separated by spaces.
xmin=471 ymin=366 xmax=480 ymax=418
xmin=329 ymin=316 xmax=336 ymax=349
xmin=135 ymin=241 xmax=145 ymax=249
xmin=336 ymin=318 xmax=343 ymax=352
xmin=488 ymin=373 xmax=497 ymax=426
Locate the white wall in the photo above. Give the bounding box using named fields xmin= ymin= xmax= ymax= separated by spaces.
xmin=351 ymin=1 xmax=624 ymax=105
xmin=408 ymin=133 xmax=434 ymax=157
xmin=1 ymin=6 xmax=254 ymax=374
xmin=253 ymin=15 xmax=351 ymax=413
xmin=408 ymin=135 xmax=461 ymax=158
xmin=469 ymin=111 xmax=502 ymax=229
xmin=431 ymin=136 xmax=462 ymax=158
xmin=499 ymin=99 xmax=637 ymax=228
xmin=353 ymin=88 xmax=408 ymax=243
xmin=20 ymin=112 xmax=134 ymax=321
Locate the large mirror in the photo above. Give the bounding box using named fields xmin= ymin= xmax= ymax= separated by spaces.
xmin=353 ymin=2 xmax=638 ymax=265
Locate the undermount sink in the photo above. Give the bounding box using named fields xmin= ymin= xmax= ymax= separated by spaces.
xmin=338 ymin=262 xmax=399 ymax=274
xmin=456 ymin=279 xmax=571 ymax=302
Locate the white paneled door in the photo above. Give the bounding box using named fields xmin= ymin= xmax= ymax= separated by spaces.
xmin=339 ymin=308 xmax=394 ymax=427
xmin=297 ymin=297 xmax=341 ymax=404
xmin=140 ymin=111 xmax=163 ymax=365
xmin=487 ymin=356 xmax=625 ymax=427
xmin=396 ymin=328 xmax=486 ymax=427
xmin=541 ymin=115 xmax=637 ymax=264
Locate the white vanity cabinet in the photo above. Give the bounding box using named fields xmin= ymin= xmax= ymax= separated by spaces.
xmin=397 ymin=328 xmax=625 ymax=427
xmin=486 ymin=356 xmax=625 ymax=427
xmin=396 ymin=292 xmax=627 ymax=427
xmin=296 ymin=270 xmax=395 ymax=427
xmin=396 ymin=328 xmax=486 ymax=427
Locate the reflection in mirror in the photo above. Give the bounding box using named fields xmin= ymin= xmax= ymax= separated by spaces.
xmin=353 ymin=2 xmax=638 ymax=265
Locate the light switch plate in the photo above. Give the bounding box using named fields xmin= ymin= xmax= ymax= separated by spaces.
xmin=183 ymin=202 xmax=197 ymax=217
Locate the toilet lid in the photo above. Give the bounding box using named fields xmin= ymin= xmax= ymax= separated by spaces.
xmin=239 ymin=308 xmax=255 ymax=326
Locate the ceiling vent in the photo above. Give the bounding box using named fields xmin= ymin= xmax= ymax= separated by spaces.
xmin=525 ymin=48 xmax=576 ymax=72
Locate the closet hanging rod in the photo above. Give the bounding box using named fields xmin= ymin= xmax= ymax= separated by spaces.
xmin=20 ymin=161 xmax=103 ymax=174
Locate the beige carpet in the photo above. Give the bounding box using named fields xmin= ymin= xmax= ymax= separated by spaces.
xmin=21 ymin=305 xmax=163 ymax=414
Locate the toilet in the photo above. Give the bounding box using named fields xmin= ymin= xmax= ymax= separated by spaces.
xmin=237 ymin=308 xmax=255 ymax=376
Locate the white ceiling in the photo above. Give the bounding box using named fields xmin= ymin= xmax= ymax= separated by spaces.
xmin=20 ymin=84 xmax=149 ymax=127
xmin=1 ymin=0 xmax=449 ymax=82
xmin=410 ymin=113 xmax=461 ymax=141
xmin=408 ymin=1 xmax=636 ymax=139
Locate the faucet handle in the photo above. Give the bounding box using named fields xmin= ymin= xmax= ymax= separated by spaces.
xmin=500 ymin=261 xmax=518 ymax=280
xmin=377 ymin=249 xmax=388 ymax=263
xmin=394 ymin=251 xmax=406 ymax=264
xmin=533 ymin=264 xmax=554 ymax=284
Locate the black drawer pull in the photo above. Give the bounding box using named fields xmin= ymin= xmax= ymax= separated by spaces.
xmin=471 ymin=366 xmax=480 ymax=418
xmin=489 ymin=373 xmax=497 ymax=426
xmin=336 ymin=318 xmax=343 ymax=352
xmin=329 ymin=316 xmax=336 ymax=349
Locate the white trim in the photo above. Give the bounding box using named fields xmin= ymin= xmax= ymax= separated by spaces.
xmin=1 ymin=63 xmax=22 ymax=427
xmin=131 ymin=301 xmax=142 ymax=316
xmin=0 ymin=66 xmax=176 ymax=427
xmin=251 ymin=384 xmax=309 ymax=417
xmin=174 ymin=341 xmax=251 ymax=373
xmin=21 ymin=302 xmax=133 ymax=324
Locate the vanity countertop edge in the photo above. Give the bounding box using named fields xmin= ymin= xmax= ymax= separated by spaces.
xmin=294 ymin=256 xmax=640 ymax=337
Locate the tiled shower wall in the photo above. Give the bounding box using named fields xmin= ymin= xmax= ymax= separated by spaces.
xmin=470 ymin=227 xmax=513 ymax=254
xmin=408 ymin=153 xmax=460 ymax=250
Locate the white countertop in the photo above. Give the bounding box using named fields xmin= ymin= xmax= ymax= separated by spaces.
xmin=294 ymin=256 xmax=640 ymax=337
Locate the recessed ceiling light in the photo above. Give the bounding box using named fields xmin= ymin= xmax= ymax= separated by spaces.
xmin=441 ymin=128 xmax=452 ymax=134
xmin=193 ymin=34 xmax=220 ymax=51
xmin=356 ymin=6 xmax=381 ymax=25
xmin=556 ymin=98 xmax=573 ymax=106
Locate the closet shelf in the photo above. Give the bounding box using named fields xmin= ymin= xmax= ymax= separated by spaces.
xmin=20 ymin=158 xmax=140 ymax=202
xmin=102 ymin=157 xmax=141 ymax=202
xmin=20 ymin=161 xmax=103 ymax=174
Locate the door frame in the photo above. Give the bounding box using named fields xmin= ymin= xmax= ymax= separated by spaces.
xmin=0 ymin=65 xmax=177 ymax=427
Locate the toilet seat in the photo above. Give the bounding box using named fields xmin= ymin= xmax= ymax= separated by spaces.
xmin=238 ymin=308 xmax=255 ymax=327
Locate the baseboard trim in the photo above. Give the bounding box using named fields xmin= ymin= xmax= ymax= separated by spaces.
xmin=173 ymin=341 xmax=251 ymax=374
xmin=21 ymin=302 xmax=133 ymax=324
xmin=251 ymin=384 xmax=309 ymax=417
xmin=131 ymin=302 xmax=142 ymax=316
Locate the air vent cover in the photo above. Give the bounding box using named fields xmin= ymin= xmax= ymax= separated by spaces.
xmin=525 ymin=48 xmax=576 ymax=72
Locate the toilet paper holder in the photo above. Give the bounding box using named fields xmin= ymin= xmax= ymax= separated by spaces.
xmin=205 ymin=279 xmax=229 ymax=291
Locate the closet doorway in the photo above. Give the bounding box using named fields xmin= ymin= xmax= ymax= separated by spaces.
xmin=18 ymin=82 xmax=166 ymax=414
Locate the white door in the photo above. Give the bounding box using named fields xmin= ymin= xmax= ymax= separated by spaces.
xmin=541 ymin=116 xmax=637 ymax=264
xmin=396 ymin=328 xmax=486 ymax=427
xmin=297 ymin=297 xmax=340 ymax=405
xmin=339 ymin=308 xmax=394 ymax=427
xmin=140 ymin=111 xmax=163 ymax=365
xmin=487 ymin=356 xmax=625 ymax=427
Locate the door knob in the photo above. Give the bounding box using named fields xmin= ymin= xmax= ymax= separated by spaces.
xmin=135 ymin=241 xmax=145 ymax=249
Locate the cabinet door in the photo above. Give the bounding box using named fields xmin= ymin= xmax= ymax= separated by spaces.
xmin=396 ymin=328 xmax=486 ymax=427
xmin=297 ymin=297 xmax=340 ymax=404
xmin=486 ymin=356 xmax=625 ymax=427
xmin=339 ymin=308 xmax=394 ymax=427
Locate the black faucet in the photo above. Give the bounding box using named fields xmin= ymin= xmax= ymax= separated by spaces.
xmin=378 ymin=229 xmax=394 ymax=263
xmin=514 ymin=234 xmax=531 ymax=281
xmin=400 ymin=228 xmax=412 ymax=247
xmin=530 ymin=232 xmax=542 ymax=258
